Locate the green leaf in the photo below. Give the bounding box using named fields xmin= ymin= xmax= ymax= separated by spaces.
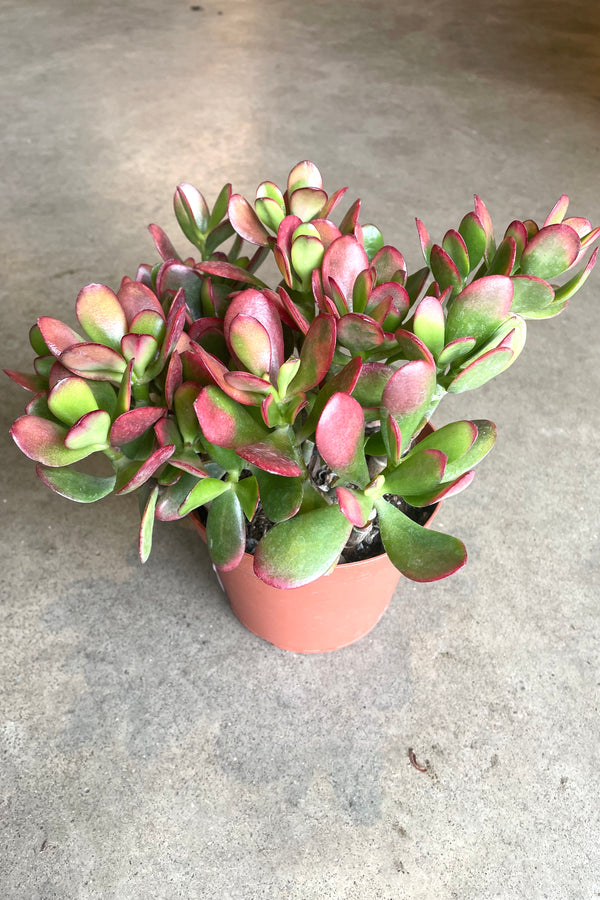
xmin=551 ymin=248 xmax=597 ymax=306
xmin=36 ymin=465 xmax=116 ymax=502
xmin=443 ymin=420 xmax=496 ymax=480
xmin=375 ymin=498 xmax=466 ymax=582
xmin=252 ymin=468 xmax=303 ymax=522
xmin=11 ymin=416 xmax=101 ymax=467
xmin=458 ymin=212 xmax=486 ymax=271
xmin=174 ymin=183 xmax=210 ymax=246
xmin=155 ymin=472 xmax=200 ymax=521
xmin=405 ymin=420 xmax=477 ymax=463
xmin=76 ymin=284 xmax=127 ymax=351
xmin=361 ymin=224 xmax=385 ymax=261
xmin=194 ymin=385 xmax=268 ymax=449
xmin=445 ymin=275 xmax=513 ymax=347
xmin=383 ymin=448 xmax=447 ymax=496
xmin=207 ymin=182 xmax=232 ymax=231
xmin=178 ymin=477 xmax=231 ymax=516
xmin=437 ymin=337 xmax=477 ymax=368
xmin=65 ymin=409 xmax=111 ymax=449
xmin=413 ymin=295 xmax=445 ymax=359
xmin=446 ymin=348 xmax=513 ymax=393
xmin=48 ymin=377 xmax=100 ymax=426
xmin=510 ymin=275 xmax=555 ymax=316
xmin=442 ymin=229 xmax=470 ymax=281
xmin=139 ymin=484 xmax=159 ymax=563
xmin=206 ymin=489 xmax=246 ymax=571
xmin=254 ymin=504 xmax=352 ymax=588
xmin=520 ymin=224 xmax=580 ymax=279
xmin=235 ymin=476 xmax=259 ymax=520
xmin=256 ymin=196 xmax=285 ymax=232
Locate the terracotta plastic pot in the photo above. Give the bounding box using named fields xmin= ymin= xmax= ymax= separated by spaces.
xmin=191 ymin=503 xmax=439 ymax=654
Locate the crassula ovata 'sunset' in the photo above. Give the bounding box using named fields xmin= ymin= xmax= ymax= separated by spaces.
xmin=7 ymin=162 xmax=599 ymax=587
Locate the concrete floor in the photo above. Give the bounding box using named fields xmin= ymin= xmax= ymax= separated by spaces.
xmin=2 ymin=1 xmax=600 ymax=897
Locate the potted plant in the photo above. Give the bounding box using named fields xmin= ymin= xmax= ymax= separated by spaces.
xmin=6 ymin=161 xmax=599 ymax=652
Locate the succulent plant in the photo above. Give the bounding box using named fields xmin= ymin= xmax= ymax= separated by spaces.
xmin=7 ymin=162 xmax=599 ymax=588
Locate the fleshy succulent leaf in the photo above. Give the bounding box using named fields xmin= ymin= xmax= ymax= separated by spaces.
xmin=139 ymin=484 xmax=159 ymax=563
xmin=178 ymin=477 xmax=230 ymax=516
xmin=120 ymin=333 xmax=159 ymax=377
xmin=206 ymin=488 xmax=246 ymax=571
xmin=543 ymin=195 xmax=570 ymax=227
xmin=4 ymin=369 xmax=49 ymax=393
xmin=520 ymin=224 xmax=580 ymax=279
xmin=64 ymin=409 xmax=111 ymax=449
xmin=375 ymin=498 xmax=466 ymax=582
xmin=510 ymin=275 xmax=555 ymax=316
xmin=148 ymin=224 xmax=181 ymax=262
xmin=10 ymin=416 xmax=100 ymax=466
xmin=118 ymin=280 xmax=164 ymax=323
xmin=29 ymin=323 xmax=50 ymax=355
xmin=251 ymin=468 xmax=303 ymax=522
xmin=287 ymin=160 xmax=323 ymax=193
xmin=60 ymin=343 xmax=127 ymax=382
xmin=406 ymin=419 xmax=478 ymax=465
xmin=229 ymin=315 xmax=273 ymax=377
xmin=322 ymin=235 xmax=369 ymax=304
xmin=288 ymin=314 xmax=336 ymax=394
xmin=114 ymin=444 xmax=175 ymax=494
xmin=381 ymin=359 xmax=436 ymax=440
xmin=316 ymin=392 xmax=369 ymax=487
xmin=402 ymin=469 xmax=475 ymax=507
xmin=254 ymin=505 xmax=352 ymax=588
xmin=371 ymin=245 xmax=406 ymax=285
xmin=412 ymin=295 xmax=445 ymax=359
xmin=487 ymin=236 xmax=517 ymax=276
xmin=437 ymin=337 xmax=477 ymax=367
xmin=430 ymin=245 xmax=463 ymax=296
xmin=195 ymin=260 xmax=267 ymax=288
xmin=36 ymin=464 xmax=116 ymax=503
xmin=234 ymin=476 xmax=259 ymax=521
xmin=445 ymin=275 xmax=514 ymax=346
xmin=194 ymin=385 xmax=268 ymax=448
xmin=442 ymin=230 xmax=470 ymax=281
xmin=224 ymin=289 xmax=284 ymax=374
xmin=335 ymin=485 xmax=374 ymax=528
xmin=337 ymin=314 xmax=384 ymax=354
xmin=551 ymin=248 xmax=598 ymax=306
xmin=174 ymin=183 xmax=210 ymax=245
xmin=416 ymin=219 xmax=433 ymax=265
xmin=75 ymin=284 xmax=128 ymax=351
xmin=236 ymin=442 xmax=303 ymax=477
xmin=289 ymin=187 xmax=328 ymax=221
xmin=228 ymin=194 xmax=271 ymax=246
xmin=473 ymin=196 xmax=496 ymax=259
xmin=441 ymin=419 xmax=496 ymax=480
xmin=155 ymin=472 xmax=199 ymax=521
xmin=394 ymin=330 xmax=435 ymax=365
xmin=383 ymin=447 xmax=447 ymax=495
xmin=207 ymin=182 xmax=232 ymax=231
xmin=110 ymin=407 xmax=166 ymax=446
xmin=361 ymin=224 xmax=385 ymax=261
xmin=446 ymin=347 xmax=514 ymax=392
xmin=37 ymin=316 xmax=85 ymax=356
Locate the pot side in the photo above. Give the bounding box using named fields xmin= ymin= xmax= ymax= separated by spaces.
xmin=191 ymin=502 xmax=439 ymax=654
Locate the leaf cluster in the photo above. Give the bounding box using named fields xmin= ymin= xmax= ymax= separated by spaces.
xmin=7 ymin=163 xmax=598 ymax=587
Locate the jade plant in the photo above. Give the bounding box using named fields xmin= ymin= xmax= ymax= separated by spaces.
xmin=7 ymin=162 xmax=598 ymax=588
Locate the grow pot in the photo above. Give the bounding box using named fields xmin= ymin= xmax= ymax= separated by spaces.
xmin=191 ymin=501 xmax=439 ymax=654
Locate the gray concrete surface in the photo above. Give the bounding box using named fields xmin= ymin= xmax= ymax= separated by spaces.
xmin=1 ymin=1 xmax=600 ymax=897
